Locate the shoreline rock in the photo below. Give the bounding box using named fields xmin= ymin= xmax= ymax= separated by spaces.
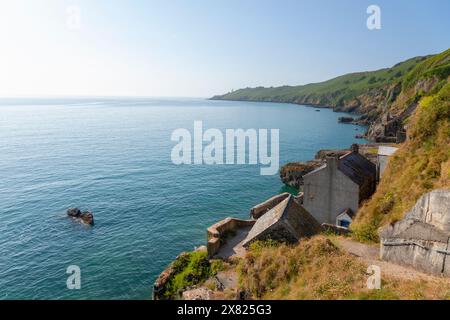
xmin=67 ymin=208 xmax=94 ymax=226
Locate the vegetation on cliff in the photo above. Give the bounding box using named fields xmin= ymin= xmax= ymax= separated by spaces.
xmin=212 ymin=55 xmax=427 ymax=111
xmin=158 ymin=250 xmax=223 ymax=299
xmin=352 ymin=81 xmax=450 ymax=242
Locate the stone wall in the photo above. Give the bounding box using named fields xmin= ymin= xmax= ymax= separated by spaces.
xmin=206 ymin=218 xmax=256 ymax=258
xmin=249 ymin=193 xmax=290 ymax=219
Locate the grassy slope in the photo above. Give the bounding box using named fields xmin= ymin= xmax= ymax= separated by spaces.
xmin=238 ymin=237 xmax=449 ymax=300
xmin=350 ymin=49 xmax=450 ymax=242
xmin=352 ymin=81 xmax=450 ymax=242
xmin=212 ymin=56 xmax=427 ymax=107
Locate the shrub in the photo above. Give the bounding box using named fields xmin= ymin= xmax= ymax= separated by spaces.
xmin=163 ymin=251 xmax=223 ymax=298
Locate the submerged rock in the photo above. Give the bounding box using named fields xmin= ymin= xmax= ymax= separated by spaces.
xmin=338 ymin=116 xmax=355 ymax=123
xmin=67 ymin=208 xmax=94 ymax=226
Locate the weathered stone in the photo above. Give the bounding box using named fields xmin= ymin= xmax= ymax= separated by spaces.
xmin=380 ymin=189 xmax=450 ymax=276
xmin=182 ymin=288 xmax=214 ymax=300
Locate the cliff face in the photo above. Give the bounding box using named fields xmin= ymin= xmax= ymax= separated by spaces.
xmin=212 ymin=49 xmax=450 ymax=143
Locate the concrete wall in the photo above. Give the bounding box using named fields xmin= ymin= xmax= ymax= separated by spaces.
xmin=206 ymin=217 xmax=255 ymax=258
xmin=378 ymin=155 xmax=389 ymax=177
xmin=380 ymin=238 xmax=450 ymax=276
xmin=303 ymin=158 xmax=359 ymax=224
xmin=380 ymin=189 xmax=450 ymax=276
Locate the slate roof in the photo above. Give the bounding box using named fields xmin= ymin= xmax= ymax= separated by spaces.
xmin=242 ymin=195 xmax=322 ymax=247
xmin=338 ymin=152 xmax=376 ymax=187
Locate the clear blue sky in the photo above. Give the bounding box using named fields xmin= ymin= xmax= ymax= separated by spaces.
xmin=0 ymin=0 xmax=448 ymax=97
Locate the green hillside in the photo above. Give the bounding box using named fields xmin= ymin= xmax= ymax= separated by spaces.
xmin=212 ymin=56 xmax=429 ymax=107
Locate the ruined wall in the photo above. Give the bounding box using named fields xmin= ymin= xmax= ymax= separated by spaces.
xmin=206 ymin=218 xmax=256 ymax=258
xmin=250 ymin=193 xmax=290 ymax=219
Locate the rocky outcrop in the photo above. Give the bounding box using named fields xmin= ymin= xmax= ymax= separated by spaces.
xmin=279 ymin=161 xmax=322 ymax=189
xmin=153 ymin=252 xmax=189 ymax=300
xmin=380 ymin=189 xmax=450 ymax=276
xmin=338 ymin=116 xmax=355 ymax=123
xmin=67 ymin=208 xmax=94 ymax=226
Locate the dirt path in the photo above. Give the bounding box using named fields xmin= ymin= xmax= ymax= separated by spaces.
xmin=336 ymin=237 xmax=450 ymax=284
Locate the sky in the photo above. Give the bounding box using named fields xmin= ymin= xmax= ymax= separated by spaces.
xmin=0 ymin=0 xmax=449 ymax=98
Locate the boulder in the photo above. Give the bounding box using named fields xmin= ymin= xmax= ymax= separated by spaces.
xmin=67 ymin=208 xmax=94 ymax=226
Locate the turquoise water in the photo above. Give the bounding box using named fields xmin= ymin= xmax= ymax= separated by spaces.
xmin=0 ymin=98 xmax=365 ymax=299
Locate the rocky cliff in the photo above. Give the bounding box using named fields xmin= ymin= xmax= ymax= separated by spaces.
xmin=212 ymin=49 xmax=450 ymax=143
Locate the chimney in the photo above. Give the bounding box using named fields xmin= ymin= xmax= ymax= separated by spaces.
xmin=326 ymin=156 xmax=339 ymax=172
xmin=350 ymin=144 xmax=359 ymax=154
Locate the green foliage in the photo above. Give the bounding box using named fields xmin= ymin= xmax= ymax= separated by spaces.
xmin=351 ymin=221 xmax=380 ymax=243
xmin=163 ymin=251 xmax=223 ymax=299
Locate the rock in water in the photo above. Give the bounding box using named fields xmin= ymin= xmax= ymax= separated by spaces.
xmin=67 ymin=208 xmax=82 ymax=218
xmin=338 ymin=116 xmax=355 ymax=123
xmin=80 ymin=211 xmax=94 ymax=225
xmin=67 ymin=208 xmax=94 ymax=226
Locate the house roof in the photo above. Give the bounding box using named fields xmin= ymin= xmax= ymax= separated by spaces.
xmin=338 ymin=152 xmax=377 ymax=186
xmin=242 ymin=196 xmax=322 ymax=247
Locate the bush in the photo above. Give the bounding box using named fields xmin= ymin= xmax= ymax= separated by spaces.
xmin=163 ymin=251 xmax=223 ymax=298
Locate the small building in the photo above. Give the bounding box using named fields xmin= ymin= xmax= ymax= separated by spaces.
xmin=377 ymin=146 xmax=399 ymax=178
xmin=242 ymin=195 xmax=322 ymax=247
xmin=303 ymin=144 xmax=377 ymax=225
xmin=336 ymin=208 xmax=355 ymax=228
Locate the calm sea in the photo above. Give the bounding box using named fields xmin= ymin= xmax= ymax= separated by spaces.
xmin=0 ymin=97 xmax=366 ymax=299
